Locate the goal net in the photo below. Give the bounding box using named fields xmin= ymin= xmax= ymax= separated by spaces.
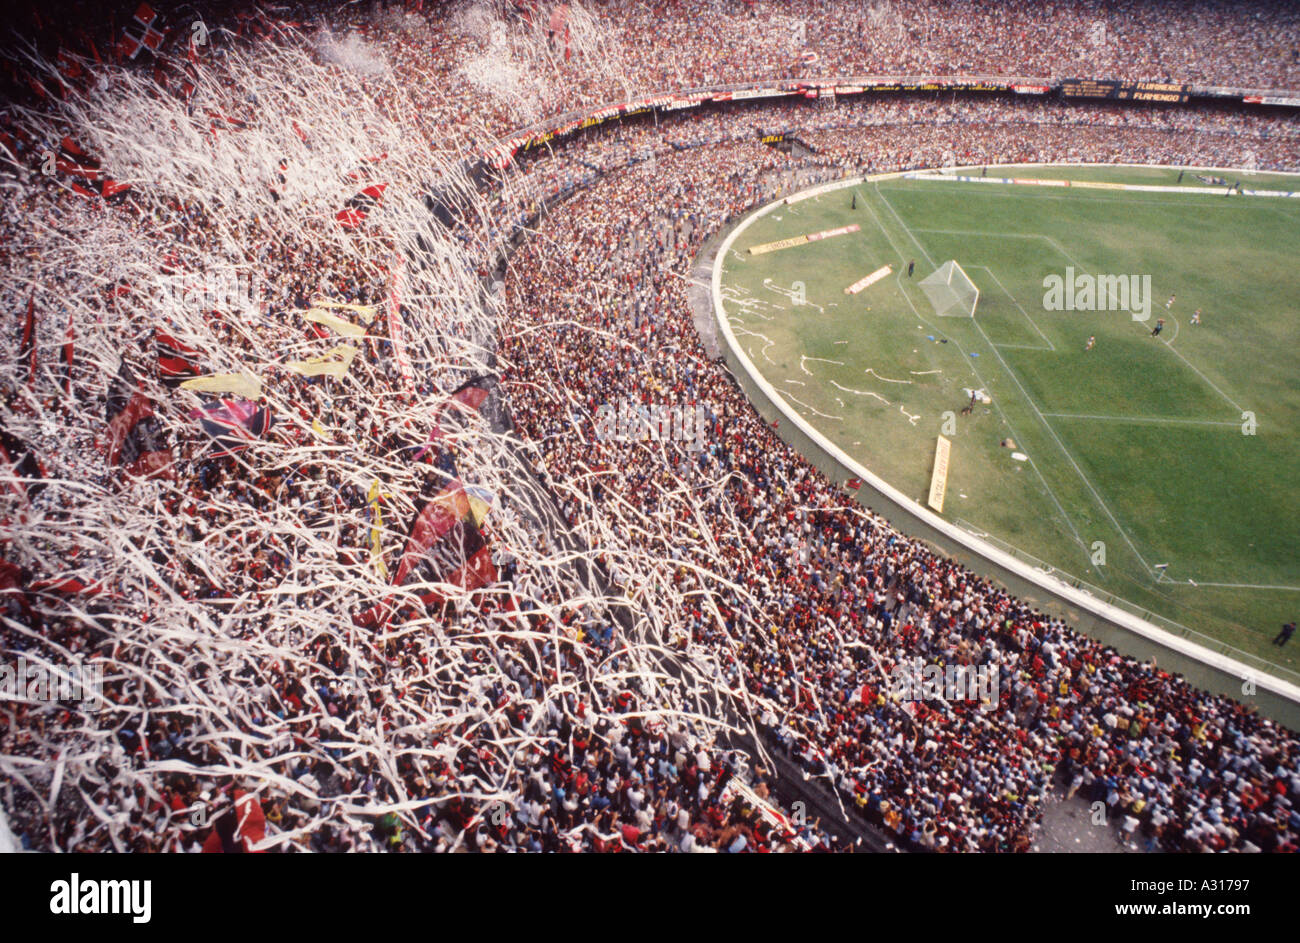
xmin=919 ymin=260 xmax=979 ymax=318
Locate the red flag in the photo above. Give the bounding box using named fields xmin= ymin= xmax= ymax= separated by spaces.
xmin=101 ymin=179 xmax=132 ymax=200
xmin=100 ymin=392 xmax=153 ymax=464
xmin=20 ymin=296 xmax=36 ymax=386
xmin=845 ymin=478 xmax=862 ymax=490
xmin=141 ymin=26 xmax=165 ymax=52
xmin=79 ymin=32 xmax=103 ymax=65
xmin=124 ymin=450 xmax=174 ymax=480
xmin=155 ymin=330 xmax=201 ymax=383
xmin=57 ymin=48 xmax=83 ymax=80
xmin=60 ymin=136 xmax=88 ymax=158
xmin=56 ymin=159 xmax=101 ymax=180
xmin=61 ymin=309 xmax=74 ymax=394
xmin=133 ymin=3 xmax=157 ymax=28
xmin=202 ymin=790 xmax=267 ymax=853
xmin=446 ymin=544 xmax=497 ymax=593
xmin=116 ymin=32 xmax=143 ymax=61
xmin=29 ymin=575 xmax=112 ymax=597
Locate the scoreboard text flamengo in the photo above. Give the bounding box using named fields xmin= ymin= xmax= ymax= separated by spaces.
xmin=1061 ymin=79 xmax=1191 ymax=103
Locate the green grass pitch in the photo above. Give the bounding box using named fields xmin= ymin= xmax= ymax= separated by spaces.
xmin=719 ymin=165 xmax=1300 ymax=674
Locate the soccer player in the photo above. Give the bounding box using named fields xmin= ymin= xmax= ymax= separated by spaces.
xmin=1151 ymin=318 xmax=1165 ymax=337
xmin=960 ymin=389 xmax=976 ymax=415
xmin=907 ymin=259 xmax=915 ymax=277
xmin=1165 ymin=292 xmax=1175 ymax=310
xmin=1191 ymin=309 xmax=1201 ymax=325
xmin=1085 ymin=335 xmax=1095 ymax=351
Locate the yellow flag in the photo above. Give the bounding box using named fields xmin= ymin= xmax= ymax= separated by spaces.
xmin=303 ymin=308 xmax=368 ymax=338
xmin=286 ymin=344 xmax=359 ymax=378
xmin=180 ymin=373 xmax=263 ymax=398
xmin=312 ymin=300 xmax=377 ymax=324
xmin=368 ymin=479 xmax=388 ymax=579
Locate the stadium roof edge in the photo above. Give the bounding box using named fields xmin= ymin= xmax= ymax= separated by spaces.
xmin=487 ymin=74 xmax=1300 ymax=163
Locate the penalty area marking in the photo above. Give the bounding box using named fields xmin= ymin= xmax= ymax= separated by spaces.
xmin=970 ymin=264 xmax=1056 ymax=352
xmin=875 ymin=195 xmax=1151 ymax=569
xmin=1041 ymin=412 xmax=1240 ymax=428
xmin=857 ymin=189 xmax=1087 ymax=551
xmin=1154 ymin=573 xmax=1300 ymax=592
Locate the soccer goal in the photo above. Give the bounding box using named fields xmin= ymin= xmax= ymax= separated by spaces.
xmin=919 ymin=260 xmax=979 ymax=318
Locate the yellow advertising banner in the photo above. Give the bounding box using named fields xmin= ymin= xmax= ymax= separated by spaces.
xmin=845 ymin=264 xmax=893 ymax=294
xmin=748 ymin=234 xmax=810 ymax=255
xmin=927 ymin=435 xmax=951 ymax=513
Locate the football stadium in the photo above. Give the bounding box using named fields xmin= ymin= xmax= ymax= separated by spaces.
xmin=718 ymin=165 xmax=1300 ymax=670
xmin=0 ymin=0 xmax=1297 ymax=880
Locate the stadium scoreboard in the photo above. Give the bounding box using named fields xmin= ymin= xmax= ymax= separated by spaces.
xmin=1061 ymin=79 xmax=1191 ymax=102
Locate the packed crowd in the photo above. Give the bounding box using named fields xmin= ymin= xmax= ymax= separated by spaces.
xmin=3 ymin=174 xmax=810 ymax=852
xmin=498 ymin=105 xmax=1300 ymax=852
xmin=16 ymin=0 xmax=1294 ymax=153
xmin=0 ymin=1 xmax=1296 ymax=854
xmin=349 ymin=0 xmax=1300 ymax=140
xmin=1 ymin=13 xmax=825 ymax=853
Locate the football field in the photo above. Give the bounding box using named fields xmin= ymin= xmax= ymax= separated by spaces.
xmin=718 ymin=165 xmax=1300 ymax=673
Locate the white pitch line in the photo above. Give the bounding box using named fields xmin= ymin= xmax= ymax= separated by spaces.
xmin=1041 ymin=413 xmax=1240 ymax=427
xmin=1163 ymin=336 xmax=1243 ymax=413
xmin=917 ymin=229 xmax=1245 ymax=416
xmin=898 ymin=182 xmax=1300 ymax=213
xmin=1157 ymin=577 xmax=1300 ymax=592
xmin=911 ymin=227 xmax=1088 ymax=269
xmin=971 ymin=264 xmax=1056 ymax=351
xmin=876 ymin=186 xmax=934 ymax=267
xmin=859 ymin=192 xmax=1087 ymax=552
xmin=1163 ymin=312 xmax=1181 ymax=346
xmin=971 ymin=317 xmax=1153 ymax=572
